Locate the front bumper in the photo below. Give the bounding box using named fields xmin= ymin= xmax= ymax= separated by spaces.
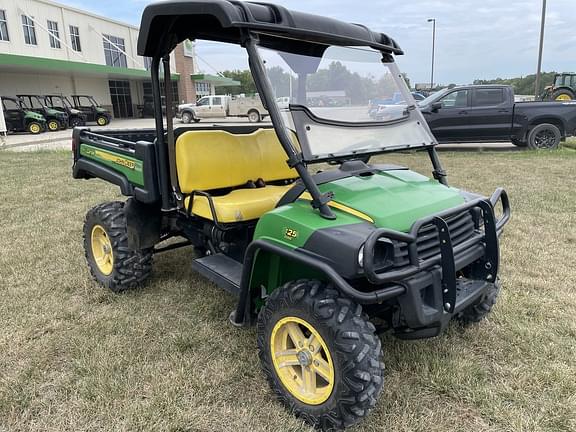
xmin=361 ymin=188 xmax=510 ymax=331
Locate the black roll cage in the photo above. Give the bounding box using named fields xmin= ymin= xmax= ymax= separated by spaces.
xmin=148 ymin=32 xmax=449 ymax=219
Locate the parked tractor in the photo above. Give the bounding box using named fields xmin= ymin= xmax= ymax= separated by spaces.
xmin=541 ymin=73 xmax=576 ymax=101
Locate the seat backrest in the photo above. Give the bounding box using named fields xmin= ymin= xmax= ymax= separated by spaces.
xmin=175 ymin=129 xmax=298 ymax=193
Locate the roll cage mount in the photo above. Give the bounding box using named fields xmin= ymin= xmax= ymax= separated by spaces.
xmin=140 ymin=0 xmax=448 ymax=219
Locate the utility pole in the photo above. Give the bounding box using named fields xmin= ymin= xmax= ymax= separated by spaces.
xmin=534 ymin=0 xmax=547 ymax=97
xmin=427 ymin=18 xmax=436 ymax=91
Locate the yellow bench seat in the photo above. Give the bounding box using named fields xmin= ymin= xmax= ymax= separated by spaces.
xmin=184 ymin=184 xmax=293 ymax=223
xmin=176 ymin=128 xmax=299 ymax=222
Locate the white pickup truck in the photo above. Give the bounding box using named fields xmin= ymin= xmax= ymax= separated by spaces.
xmin=177 ymin=95 xmax=268 ymax=123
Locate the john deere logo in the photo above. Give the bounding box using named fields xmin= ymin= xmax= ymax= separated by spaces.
xmin=112 ymin=157 xmax=136 ymax=170
xmin=284 ymin=227 xmax=298 ymax=240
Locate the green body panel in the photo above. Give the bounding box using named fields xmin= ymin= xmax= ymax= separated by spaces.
xmin=80 ymin=144 xmax=144 ymax=186
xmin=317 ymin=170 xmax=465 ymax=232
xmin=24 ymin=111 xmax=45 ymax=122
xmin=46 ymin=107 xmax=62 ymax=117
xmin=254 ymin=199 xmax=369 ymax=248
xmin=250 ymin=169 xmax=465 ymax=299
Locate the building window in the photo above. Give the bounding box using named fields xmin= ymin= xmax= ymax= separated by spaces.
xmin=47 ymin=20 xmax=61 ymax=48
xmin=21 ymin=15 xmax=37 ymax=45
xmin=103 ymin=34 xmax=127 ymax=68
xmin=195 ymin=81 xmax=212 ymax=95
xmin=0 ymin=10 xmax=9 ymax=41
xmin=69 ymin=25 xmax=81 ymax=51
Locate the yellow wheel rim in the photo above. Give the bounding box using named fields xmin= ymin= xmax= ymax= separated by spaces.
xmin=29 ymin=124 xmax=40 ymax=133
xmin=97 ymin=117 xmax=107 ymax=126
xmin=91 ymin=225 xmax=114 ymax=275
xmin=555 ymin=94 xmax=572 ymax=101
xmin=271 ymin=316 xmax=335 ymax=405
xmin=48 ymin=120 xmax=59 ymax=131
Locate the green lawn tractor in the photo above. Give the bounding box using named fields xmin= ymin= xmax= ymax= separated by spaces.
xmin=541 ymin=73 xmax=576 ymax=101
xmin=72 ymin=1 xmax=511 ymax=430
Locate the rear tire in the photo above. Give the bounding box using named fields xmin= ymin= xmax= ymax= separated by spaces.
xmin=257 ymin=279 xmax=384 ymax=431
xmin=457 ymin=279 xmax=501 ymax=325
xmin=527 ymin=123 xmax=561 ymax=150
xmin=83 ymin=201 xmax=153 ymax=292
xmin=248 ymin=110 xmax=261 ymax=123
xmin=552 ymin=89 xmax=575 ymax=101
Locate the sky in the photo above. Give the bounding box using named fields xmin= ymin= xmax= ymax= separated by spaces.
xmin=56 ymin=0 xmax=575 ymax=85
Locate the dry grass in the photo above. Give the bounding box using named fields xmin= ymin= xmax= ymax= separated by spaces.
xmin=0 ymin=147 xmax=575 ymax=432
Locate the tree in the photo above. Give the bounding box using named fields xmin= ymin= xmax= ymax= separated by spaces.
xmin=473 ymin=72 xmax=557 ymax=96
xmin=219 ymin=70 xmax=257 ymax=95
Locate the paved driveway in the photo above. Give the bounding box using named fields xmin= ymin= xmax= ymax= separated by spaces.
xmin=1 ymin=117 xmax=518 ymax=152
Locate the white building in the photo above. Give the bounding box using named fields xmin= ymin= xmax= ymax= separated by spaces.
xmin=0 ymin=0 xmax=197 ymax=118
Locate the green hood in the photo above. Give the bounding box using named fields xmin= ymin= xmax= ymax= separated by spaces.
xmin=319 ymin=170 xmax=465 ymax=232
xmin=24 ymin=111 xmax=45 ymax=122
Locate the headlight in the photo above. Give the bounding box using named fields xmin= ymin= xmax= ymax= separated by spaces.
xmin=357 ymin=245 xmax=364 ymax=268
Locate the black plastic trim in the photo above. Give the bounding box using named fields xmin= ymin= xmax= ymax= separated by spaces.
xmin=73 ymin=159 xmax=133 ymax=196
xmin=232 ymin=239 xmax=406 ymax=325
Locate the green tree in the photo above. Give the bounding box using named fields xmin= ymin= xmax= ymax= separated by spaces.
xmin=473 ymin=72 xmax=557 ymax=96
xmin=220 ymin=70 xmax=257 ymax=95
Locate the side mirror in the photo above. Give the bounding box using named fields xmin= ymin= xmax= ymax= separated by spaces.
xmin=431 ymin=102 xmax=442 ymax=112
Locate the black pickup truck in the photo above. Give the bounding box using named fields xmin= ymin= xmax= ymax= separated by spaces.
xmin=418 ymin=85 xmax=576 ymax=149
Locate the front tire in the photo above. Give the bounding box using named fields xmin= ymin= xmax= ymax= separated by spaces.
xmin=96 ymin=115 xmax=109 ymax=126
xmin=181 ymin=112 xmax=192 ymax=124
xmin=83 ymin=201 xmax=153 ymax=292
xmin=47 ymin=119 xmax=60 ymax=132
xmin=527 ymin=123 xmax=561 ymax=150
xmin=27 ymin=121 xmax=43 ymax=134
xmin=457 ymin=279 xmax=501 ymax=325
xmin=257 ymin=280 xmax=384 ymax=431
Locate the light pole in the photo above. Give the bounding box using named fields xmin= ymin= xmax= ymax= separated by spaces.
xmin=427 ymin=18 xmax=436 ymax=91
xmin=534 ymin=0 xmax=547 ymax=97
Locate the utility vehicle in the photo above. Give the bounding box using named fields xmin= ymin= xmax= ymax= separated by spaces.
xmin=177 ymin=94 xmax=268 ymax=123
xmin=419 ymin=85 xmax=576 ymax=149
xmin=70 ymin=95 xmax=112 ymax=126
xmin=43 ymin=95 xmax=87 ymax=127
xmin=17 ymin=94 xmax=68 ymax=131
xmin=1 ymin=96 xmax=46 ymax=134
xmin=72 ymin=1 xmax=510 ymax=430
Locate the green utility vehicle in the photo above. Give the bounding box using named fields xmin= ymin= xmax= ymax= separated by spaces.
xmin=541 ymin=72 xmax=576 ymax=101
xmin=70 ymin=95 xmax=111 ymax=126
xmin=1 ymin=96 xmax=46 ymax=134
xmin=72 ymin=1 xmax=511 ymax=430
xmin=17 ymin=94 xmax=69 ymax=131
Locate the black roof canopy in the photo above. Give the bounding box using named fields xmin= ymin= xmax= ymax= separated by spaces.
xmin=137 ymin=0 xmax=403 ymax=58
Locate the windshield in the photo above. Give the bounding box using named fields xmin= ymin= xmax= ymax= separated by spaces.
xmin=418 ymin=88 xmax=449 ymax=107
xmin=257 ymin=44 xmax=436 ymax=160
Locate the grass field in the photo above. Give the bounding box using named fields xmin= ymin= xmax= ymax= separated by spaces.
xmin=0 ymin=148 xmax=575 ymax=432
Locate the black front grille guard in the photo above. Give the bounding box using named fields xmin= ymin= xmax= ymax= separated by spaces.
xmin=362 ymin=188 xmax=510 ymax=312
